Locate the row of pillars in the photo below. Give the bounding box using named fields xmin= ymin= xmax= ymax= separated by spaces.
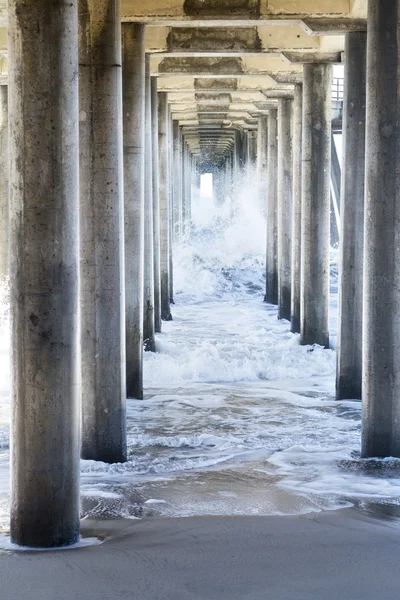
xmin=256 ymin=9 xmax=400 ymax=461
xmin=1 ymin=1 xmax=200 ymax=548
xmin=1 ymin=0 xmax=399 ymax=548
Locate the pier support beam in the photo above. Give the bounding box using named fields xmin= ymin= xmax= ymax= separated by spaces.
xmin=277 ymin=98 xmax=293 ymax=321
xmin=143 ymin=56 xmax=155 ymax=352
xmin=336 ymin=32 xmax=366 ymax=401
xmin=9 ymin=0 xmax=80 ymax=547
xmin=173 ymin=121 xmax=182 ymax=241
xmin=159 ymin=92 xmax=173 ymax=321
xmin=122 ymin=23 xmax=145 ymax=398
xmin=362 ymin=0 xmax=400 ymax=457
xmin=152 ymin=77 xmax=162 ymax=334
xmin=257 ymin=116 xmax=268 ymax=218
xmin=80 ymin=0 xmax=126 ymax=460
xmin=291 ymin=84 xmax=303 ymax=334
xmin=265 ymin=108 xmax=279 ymax=305
xmin=0 ymin=86 xmax=8 ymax=285
xmin=300 ymin=64 xmax=332 ymax=348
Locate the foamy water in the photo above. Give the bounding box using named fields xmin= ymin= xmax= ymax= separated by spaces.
xmin=1 ymin=168 xmax=400 ymax=527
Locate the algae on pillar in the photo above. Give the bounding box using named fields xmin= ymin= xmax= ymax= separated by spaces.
xmin=122 ymin=22 xmax=145 ymax=399
xmin=362 ymin=0 xmax=400 ymax=457
xmin=143 ymin=55 xmax=156 ymax=352
xmin=158 ymin=92 xmax=173 ymax=321
xmin=9 ymin=0 xmax=80 ymax=547
xmin=0 ymin=86 xmax=8 ymax=286
xmin=336 ymin=32 xmax=366 ymax=401
xmin=300 ymin=64 xmax=332 ymax=349
xmin=277 ymin=98 xmax=293 ymax=322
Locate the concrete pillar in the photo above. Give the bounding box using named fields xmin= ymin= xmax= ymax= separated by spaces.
xmin=143 ymin=55 xmax=155 ymax=352
xmin=336 ymin=33 xmax=366 ymax=401
xmin=158 ymin=93 xmax=173 ymax=321
xmin=257 ymin=116 xmax=268 ymax=218
xmin=277 ymin=99 xmax=293 ymax=321
xmin=9 ymin=0 xmax=80 ymax=548
xmin=80 ymin=1 xmax=126 ymax=460
xmin=168 ymin=107 xmax=174 ymax=305
xmin=300 ymin=64 xmax=332 ymax=348
xmin=0 ymin=86 xmax=8 ymax=285
xmin=173 ymin=121 xmax=182 ymax=242
xmin=362 ymin=1 xmax=400 ymax=457
xmin=183 ymin=143 xmax=191 ymax=231
xmin=291 ymin=84 xmax=303 ymax=334
xmin=151 ymin=77 xmax=162 ymax=334
xmin=121 ymin=23 xmax=145 ymax=399
xmin=266 ymin=109 xmax=279 ymax=305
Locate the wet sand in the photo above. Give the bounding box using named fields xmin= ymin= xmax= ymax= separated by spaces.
xmin=1 ymin=510 xmax=400 ymax=600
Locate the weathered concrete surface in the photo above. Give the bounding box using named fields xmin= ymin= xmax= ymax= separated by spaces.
xmin=151 ymin=77 xmax=162 ymax=334
xmin=277 ymin=98 xmax=293 ymax=321
xmin=1 ymin=513 xmax=400 ymax=599
xmin=79 ymin=0 xmax=126 ymax=461
xmin=0 ymin=84 xmax=7 ymax=283
xmin=143 ymin=56 xmax=156 ymax=352
xmin=265 ymin=108 xmax=279 ymax=305
xmin=158 ymin=92 xmax=173 ymax=321
xmin=362 ymin=0 xmax=400 ymax=458
xmin=8 ymin=0 xmax=80 ymax=547
xmin=122 ymin=23 xmax=145 ymax=399
xmin=256 ymin=115 xmax=268 ymax=216
xmin=173 ymin=120 xmax=183 ymax=240
xmin=290 ymin=84 xmax=302 ymax=334
xmin=336 ymin=32 xmax=366 ymax=401
xmin=300 ymin=63 xmax=332 ymax=349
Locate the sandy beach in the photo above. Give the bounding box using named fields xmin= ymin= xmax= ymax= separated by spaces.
xmin=1 ymin=510 xmax=400 ymax=600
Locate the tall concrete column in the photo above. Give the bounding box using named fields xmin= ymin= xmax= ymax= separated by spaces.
xmin=80 ymin=1 xmax=126 ymax=461
xmin=122 ymin=23 xmax=145 ymax=399
xmin=9 ymin=0 xmax=80 ymax=548
xmin=151 ymin=77 xmax=162 ymax=334
xmin=143 ymin=55 xmax=155 ymax=352
xmin=266 ymin=108 xmax=279 ymax=305
xmin=0 ymin=86 xmax=8 ymax=285
xmin=291 ymin=84 xmax=303 ymax=334
xmin=362 ymin=1 xmax=400 ymax=457
xmin=168 ymin=107 xmax=174 ymax=305
xmin=173 ymin=121 xmax=182 ymax=242
xmin=336 ymin=33 xmax=366 ymax=401
xmin=277 ymin=99 xmax=293 ymax=321
xmin=158 ymin=93 xmax=173 ymax=321
xmin=300 ymin=64 xmax=332 ymax=348
xmin=257 ymin=116 xmax=268 ymax=217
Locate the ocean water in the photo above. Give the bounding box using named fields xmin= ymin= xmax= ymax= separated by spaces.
xmin=1 ymin=167 xmax=400 ymax=529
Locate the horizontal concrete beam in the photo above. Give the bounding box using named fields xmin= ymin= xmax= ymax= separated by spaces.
xmin=121 ymin=0 xmax=364 ymax=24
xmin=151 ymin=56 xmax=303 ymax=78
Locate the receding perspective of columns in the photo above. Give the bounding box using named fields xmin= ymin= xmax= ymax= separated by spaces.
xmin=0 ymin=85 xmax=8 ymax=284
xmin=300 ymin=64 xmax=332 ymax=348
xmin=9 ymin=0 xmax=80 ymax=547
xmin=122 ymin=22 xmax=145 ymax=399
xmin=336 ymin=32 xmax=366 ymax=401
xmin=158 ymin=92 xmax=173 ymax=321
xmin=151 ymin=77 xmax=162 ymax=334
xmin=291 ymin=84 xmax=303 ymax=334
xmin=265 ymin=108 xmax=279 ymax=305
xmin=143 ymin=55 xmax=156 ymax=352
xmin=80 ymin=0 xmax=126 ymax=462
xmin=277 ymin=98 xmax=293 ymax=321
xmin=362 ymin=0 xmax=400 ymax=458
